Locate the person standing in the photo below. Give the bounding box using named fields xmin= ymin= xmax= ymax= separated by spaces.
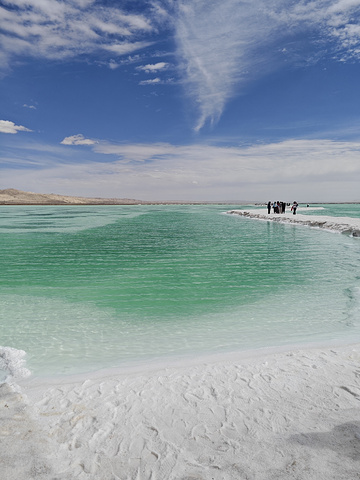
xmin=291 ymin=201 xmax=298 ymax=215
xmin=267 ymin=201 xmax=271 ymax=214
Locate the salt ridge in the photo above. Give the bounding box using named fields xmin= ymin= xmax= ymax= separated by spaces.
xmin=0 ymin=346 xmax=31 ymax=384
xmin=227 ymin=209 xmax=360 ymax=237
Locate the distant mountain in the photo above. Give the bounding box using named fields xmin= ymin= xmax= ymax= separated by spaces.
xmin=0 ymin=188 xmax=235 ymax=205
xmin=0 ymin=189 xmax=142 ymax=205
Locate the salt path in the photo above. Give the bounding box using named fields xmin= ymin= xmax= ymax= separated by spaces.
xmin=226 ymin=209 xmax=360 ymax=237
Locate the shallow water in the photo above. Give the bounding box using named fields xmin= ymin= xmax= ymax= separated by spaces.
xmin=1 ymin=204 xmax=360 ymax=378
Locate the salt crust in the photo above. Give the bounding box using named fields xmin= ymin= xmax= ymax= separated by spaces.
xmin=2 ymin=344 xmax=360 ymax=479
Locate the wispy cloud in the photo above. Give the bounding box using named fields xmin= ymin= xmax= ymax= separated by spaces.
xmin=171 ymin=0 xmax=360 ymax=131
xmin=172 ymin=0 xmax=271 ymax=132
xmin=136 ymin=61 xmax=170 ymax=85
xmin=0 ymin=119 xmax=32 ymax=134
xmin=2 ymin=137 xmax=360 ymax=200
xmin=0 ymin=0 xmax=156 ymax=70
xmin=91 ymin=139 xmax=360 ymax=186
xmin=30 ymin=137 xmax=359 ymax=198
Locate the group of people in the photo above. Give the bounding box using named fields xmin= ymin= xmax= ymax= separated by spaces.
xmin=267 ymin=201 xmax=298 ymax=215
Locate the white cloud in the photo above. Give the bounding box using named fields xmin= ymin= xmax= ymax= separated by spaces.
xmin=107 ymin=60 xmax=120 ymax=70
xmin=137 ymin=62 xmax=169 ymax=73
xmin=104 ymin=42 xmax=154 ymax=56
xmin=0 ymin=0 xmax=156 ymax=69
xmin=61 ymin=134 xmax=97 ymax=146
xmin=23 ymin=104 xmax=36 ymax=109
xmin=0 ymin=120 xmax=32 ymax=134
xmin=139 ymin=78 xmax=162 ymax=85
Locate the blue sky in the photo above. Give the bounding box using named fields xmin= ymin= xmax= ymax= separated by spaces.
xmin=1 ymin=0 xmax=360 ymax=202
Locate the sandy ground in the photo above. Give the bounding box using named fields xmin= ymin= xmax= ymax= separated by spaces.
xmin=1 ymin=344 xmax=360 ymax=480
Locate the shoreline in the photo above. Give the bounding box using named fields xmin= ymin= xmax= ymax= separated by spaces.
xmin=3 ymin=341 xmax=360 ymax=479
xmin=13 ymin=333 xmax=360 ymax=385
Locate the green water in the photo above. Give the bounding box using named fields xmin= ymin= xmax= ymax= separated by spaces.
xmin=303 ymin=203 xmax=360 ymax=218
xmin=1 ymin=204 xmax=360 ymax=377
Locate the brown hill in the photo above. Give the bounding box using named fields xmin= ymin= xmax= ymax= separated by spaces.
xmin=0 ymin=189 xmax=142 ymax=205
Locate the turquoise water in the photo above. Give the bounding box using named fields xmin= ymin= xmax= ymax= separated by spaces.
xmin=1 ymin=204 xmax=360 ymax=377
xmin=301 ymin=203 xmax=360 ymax=218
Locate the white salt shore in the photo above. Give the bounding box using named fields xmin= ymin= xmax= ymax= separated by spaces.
xmin=226 ymin=208 xmax=360 ymax=237
xmin=2 ymin=343 xmax=360 ymax=480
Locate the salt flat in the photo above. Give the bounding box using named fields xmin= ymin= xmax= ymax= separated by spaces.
xmin=2 ymin=343 xmax=359 ymax=479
